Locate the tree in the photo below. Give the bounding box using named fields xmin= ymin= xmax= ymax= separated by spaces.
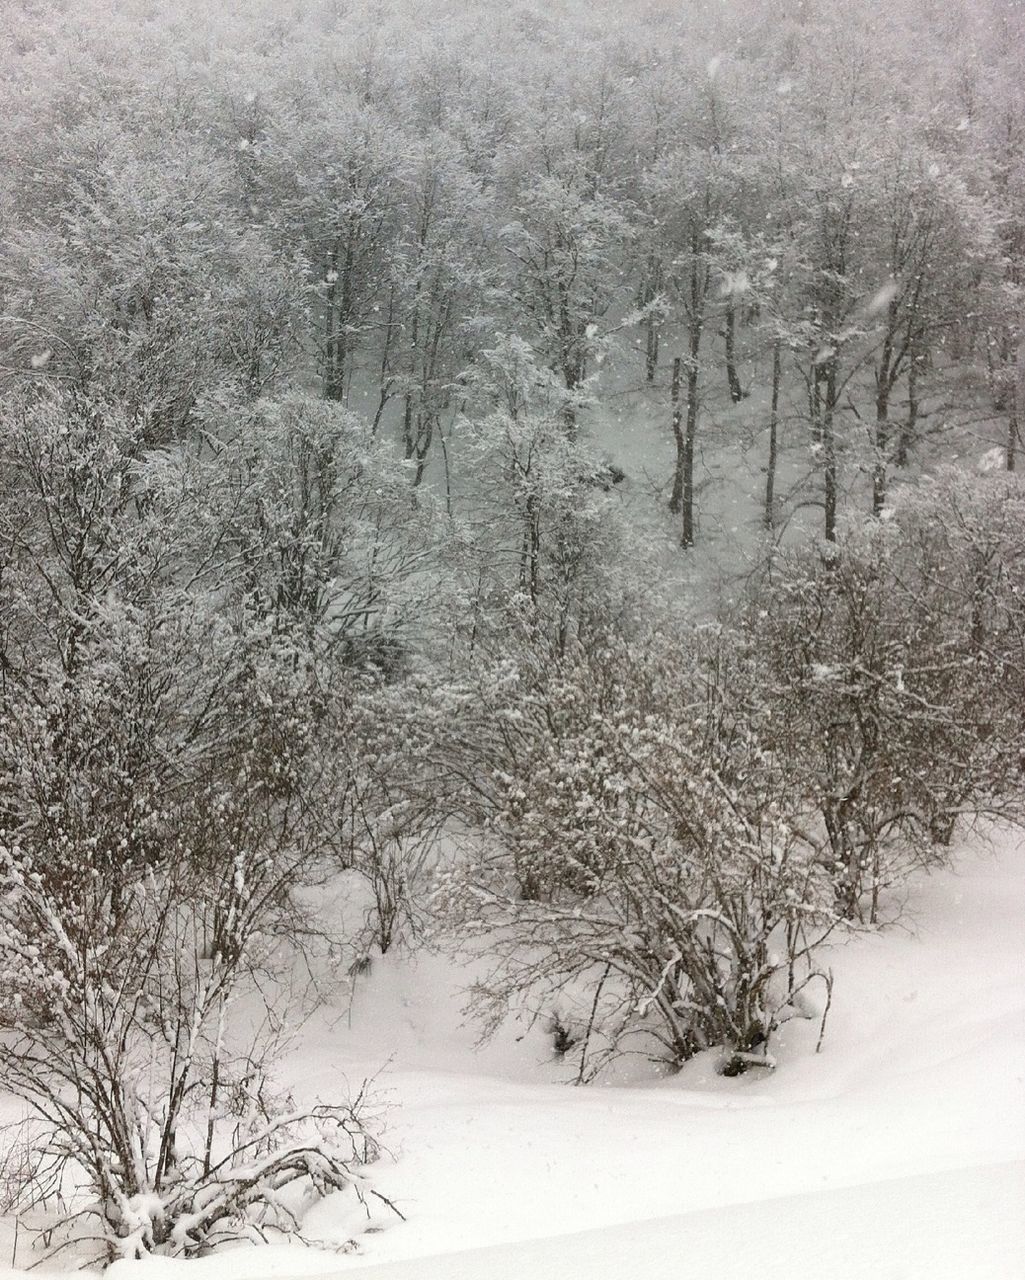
xmin=975 ymin=43 xmax=1025 ymax=471
xmin=863 ymin=139 xmax=991 ymax=511
xmin=457 ymin=336 xmax=622 ymax=654
xmin=0 ymin=126 xmax=303 ymax=439
xmin=647 ymin=148 xmax=753 ymax=544
xmin=214 ymin=393 xmax=439 ymax=665
xmin=262 ymin=93 xmax=402 ymax=405
xmin=748 ymin=475 xmax=1025 ymax=919
xmin=0 ymin=762 xmax=387 ymax=1264
xmin=498 ymin=169 xmax=632 ymax=438
xmin=386 ymin=133 xmax=496 ymax=487
xmin=0 ymin=387 xmax=400 ymax=1263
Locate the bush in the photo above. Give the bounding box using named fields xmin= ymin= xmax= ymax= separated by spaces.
xmin=0 ymin=389 xmax=406 ymax=1261
xmin=747 ymin=471 xmax=1025 ymax=920
xmin=446 ymin=631 xmax=837 ymax=1076
xmin=0 ymin=811 xmax=389 ymax=1265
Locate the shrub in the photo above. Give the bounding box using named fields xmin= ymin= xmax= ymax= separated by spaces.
xmin=748 ymin=472 xmax=1025 ymax=919
xmin=0 ymin=816 xmax=388 ymax=1265
xmin=447 ymin=632 xmax=837 ymax=1076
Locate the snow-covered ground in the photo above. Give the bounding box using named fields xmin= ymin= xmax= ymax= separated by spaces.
xmin=3 ymin=830 xmax=1023 ymax=1280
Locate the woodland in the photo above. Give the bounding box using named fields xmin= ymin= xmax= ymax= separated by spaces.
xmin=0 ymin=0 xmax=1022 ymax=1265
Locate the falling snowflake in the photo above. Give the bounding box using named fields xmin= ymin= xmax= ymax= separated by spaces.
xmin=866 ymin=281 xmax=899 ymax=314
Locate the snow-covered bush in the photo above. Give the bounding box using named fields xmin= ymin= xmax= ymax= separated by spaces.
xmin=747 ymin=531 xmax=924 ymax=921
xmin=747 ymin=471 xmax=1025 ymax=919
xmin=0 ymin=617 xmax=384 ymax=1263
xmin=319 ymin=699 xmax=444 ymax=956
xmin=0 ymin=389 xmax=402 ymax=1262
xmin=0 ymin=831 xmax=386 ymax=1265
xmin=447 ymin=631 xmax=837 ymax=1076
xmin=889 ymin=469 xmax=1025 ymax=837
xmin=203 ymin=393 xmax=440 ymax=667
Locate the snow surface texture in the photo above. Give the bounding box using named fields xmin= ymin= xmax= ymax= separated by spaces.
xmin=4 ymin=832 xmax=1024 ymax=1279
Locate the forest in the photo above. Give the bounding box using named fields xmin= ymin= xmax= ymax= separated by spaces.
xmin=0 ymin=0 xmax=1022 ymax=1267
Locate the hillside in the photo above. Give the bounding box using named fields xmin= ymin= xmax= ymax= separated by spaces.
xmin=0 ymin=2 xmax=1023 ymax=1274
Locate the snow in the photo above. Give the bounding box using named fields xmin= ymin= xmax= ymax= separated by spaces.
xmin=978 ymin=445 xmax=1007 ymax=473
xmin=2 ymin=832 xmax=1023 ymax=1279
xmin=48 ymin=1162 xmax=1021 ymax=1280
xmin=300 ymin=1163 xmax=1025 ymax=1279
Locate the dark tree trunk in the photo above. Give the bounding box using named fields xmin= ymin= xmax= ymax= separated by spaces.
xmin=402 ymin=393 xmax=415 ymax=461
xmin=872 ymin=383 xmax=889 ymax=516
xmin=872 ymin=366 xmax=892 ymax=518
xmin=520 ymin=491 xmax=541 ymax=603
xmin=371 ymin=286 xmax=398 ymax=437
xmin=642 ymin=256 xmax=663 ymax=383
xmin=823 ymin=360 xmax=838 ymax=543
xmin=873 ymin=297 xmax=901 ymax=516
xmin=323 ymin=236 xmax=356 ymax=402
xmin=897 ymin=343 xmax=920 ymax=467
xmin=323 ymin=245 xmax=342 ymax=401
xmin=562 ymin=360 xmax=581 ymax=440
xmin=646 ymin=310 xmax=660 ymax=384
xmin=724 ymin=304 xmax=743 ymax=403
xmin=681 ymin=337 xmax=700 ymax=549
xmin=679 ymin=245 xmax=705 ymax=548
xmin=810 ymin=366 xmax=824 ymax=446
xmin=764 ymin=340 xmax=781 ymax=531
xmin=669 ymin=356 xmax=683 ymax=512
xmin=413 ymin=419 xmax=434 ymax=488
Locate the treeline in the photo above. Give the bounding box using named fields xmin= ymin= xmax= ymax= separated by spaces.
xmin=0 ymin=0 xmax=1022 ymax=538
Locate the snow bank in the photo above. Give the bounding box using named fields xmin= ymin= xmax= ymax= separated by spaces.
xmin=323 ymin=1160 xmax=1025 ymax=1280
xmin=1 ymin=832 xmax=1021 ymax=1279
xmin=13 ymin=1162 xmax=1020 ymax=1280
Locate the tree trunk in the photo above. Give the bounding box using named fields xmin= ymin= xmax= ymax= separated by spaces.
xmin=897 ymin=343 xmax=920 ymax=467
xmin=402 ymin=292 xmax=422 ymax=464
xmin=562 ymin=354 xmax=582 ymax=440
xmin=371 ymin=286 xmax=398 ymax=437
xmin=646 ymin=311 xmax=660 ymax=384
xmin=323 ymin=244 xmax=342 ymax=401
xmin=669 ymin=356 xmax=683 ymax=512
xmin=823 ymin=364 xmax=837 ymax=543
xmin=402 ymin=392 xmax=415 ymax=461
xmin=336 ymin=233 xmax=355 ymax=400
xmin=644 ymin=256 xmax=662 ymax=383
xmin=412 ymin=419 xmax=434 ymax=488
xmin=323 ymin=235 xmax=356 ymax=402
xmin=520 ymin=491 xmax=541 ymax=603
xmin=872 ymin=381 xmax=890 ymax=516
xmin=764 ymin=340 xmax=781 ymax=531
xmin=682 ymin=339 xmax=700 ymax=549
xmin=724 ymin=304 xmax=743 ymax=403
xmin=810 ymin=366 xmax=824 ymax=445
xmin=679 ymin=238 xmax=706 ymax=548
xmin=1007 ymin=331 xmax=1024 ymax=472
xmin=873 ymin=298 xmax=902 ymax=516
